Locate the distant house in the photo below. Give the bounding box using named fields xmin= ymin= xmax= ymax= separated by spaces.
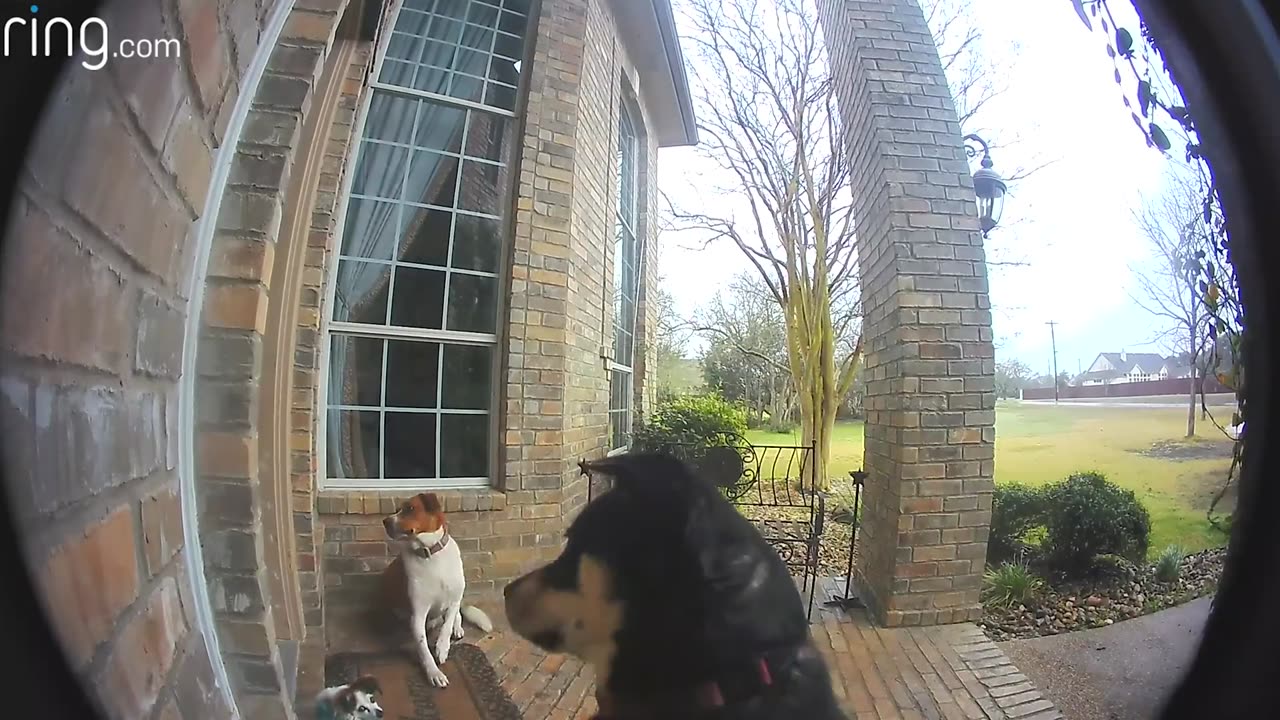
xmin=1072 ymin=351 xmax=1194 ymax=386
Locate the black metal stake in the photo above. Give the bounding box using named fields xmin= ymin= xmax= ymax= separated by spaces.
xmin=824 ymin=469 xmax=866 ymax=611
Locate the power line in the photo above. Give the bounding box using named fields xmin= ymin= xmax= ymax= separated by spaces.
xmin=1047 ymin=320 xmax=1060 ymax=404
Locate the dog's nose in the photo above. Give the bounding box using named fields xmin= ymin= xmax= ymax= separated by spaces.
xmin=503 ymin=576 xmax=520 ymax=599
xmin=382 ymin=516 xmax=394 ymax=532
xmin=376 ymin=710 xmax=384 ymax=718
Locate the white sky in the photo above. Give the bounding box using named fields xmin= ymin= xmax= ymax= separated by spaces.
xmin=656 ymin=0 xmax=1188 ymax=378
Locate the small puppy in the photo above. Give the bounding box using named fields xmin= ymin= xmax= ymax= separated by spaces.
xmin=382 ymin=492 xmax=494 ymax=688
xmin=503 ymin=452 xmax=847 ymax=719
xmin=314 ymin=676 xmax=382 ymax=720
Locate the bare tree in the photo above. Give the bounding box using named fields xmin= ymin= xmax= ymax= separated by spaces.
xmin=697 ymin=273 xmax=796 ymax=428
xmin=671 ymin=0 xmax=861 ymax=490
xmin=1130 ymin=171 xmax=1210 ymax=437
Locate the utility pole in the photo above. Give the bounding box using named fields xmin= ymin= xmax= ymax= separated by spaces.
xmin=1047 ymin=320 xmax=1060 ymax=404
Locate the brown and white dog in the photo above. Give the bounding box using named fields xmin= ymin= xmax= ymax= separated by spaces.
xmin=382 ymin=492 xmax=493 ymax=687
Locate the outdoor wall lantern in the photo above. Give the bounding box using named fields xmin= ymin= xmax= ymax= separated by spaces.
xmin=963 ymin=133 xmax=1007 ymax=237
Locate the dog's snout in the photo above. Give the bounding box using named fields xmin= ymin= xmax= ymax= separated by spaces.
xmin=376 ymin=710 xmax=384 ymax=718
xmin=382 ymin=516 xmax=395 ymax=533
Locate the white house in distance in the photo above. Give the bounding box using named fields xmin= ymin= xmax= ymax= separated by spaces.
xmin=1072 ymin=351 xmax=1193 ymax=386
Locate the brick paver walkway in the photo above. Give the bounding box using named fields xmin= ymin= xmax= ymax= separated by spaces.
xmin=323 ymin=578 xmax=1064 ymax=720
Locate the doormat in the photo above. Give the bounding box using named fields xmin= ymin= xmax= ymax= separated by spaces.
xmin=325 ymin=645 xmax=521 ymax=720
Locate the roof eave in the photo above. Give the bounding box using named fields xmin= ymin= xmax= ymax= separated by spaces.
xmin=651 ymin=0 xmax=699 ymax=147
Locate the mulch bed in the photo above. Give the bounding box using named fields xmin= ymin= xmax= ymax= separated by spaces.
xmin=979 ymin=548 xmax=1225 ymax=641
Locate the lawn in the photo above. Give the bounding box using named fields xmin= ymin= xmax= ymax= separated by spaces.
xmin=746 ymin=401 xmax=1235 ymax=556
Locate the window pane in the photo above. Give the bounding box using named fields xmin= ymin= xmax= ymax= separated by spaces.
xmin=441 ymin=344 xmax=491 ymax=409
xmin=412 ymin=65 xmax=451 ymax=95
xmin=380 ymin=60 xmax=416 ymax=88
xmin=464 ymin=112 xmax=510 ymax=163
xmin=400 ymin=207 xmax=452 ymax=267
xmin=414 ymin=101 xmax=466 ymax=152
xmin=386 ymin=32 xmax=421 ymax=62
xmin=467 ymin=2 xmax=499 ymax=26
xmin=329 ymin=335 xmax=384 ymax=407
xmin=427 ymin=16 xmax=463 ymax=42
xmin=485 ymin=82 xmax=517 ymax=112
xmin=420 ymin=40 xmax=458 ymax=71
xmin=445 ymin=273 xmax=497 ymax=333
xmin=494 ymin=31 xmax=522 ymax=60
xmin=440 ymin=414 xmax=489 ymax=477
xmin=366 ymin=94 xmax=417 ymax=144
xmin=451 ymin=215 xmax=500 ymax=273
xmin=458 ymin=160 xmax=502 ymax=215
xmin=449 ymin=74 xmax=485 ymax=104
xmin=405 ymin=149 xmax=459 ymax=207
xmin=385 ymin=339 xmax=441 ymax=408
xmin=351 ymin=142 xmax=408 ymax=201
xmin=384 ymin=412 xmax=438 ymax=478
xmin=390 ymin=266 xmax=446 ymax=329
xmin=333 ymin=260 xmax=392 ymax=325
xmin=498 ymin=12 xmax=525 ymax=37
xmin=341 ymin=198 xmax=399 ymax=260
xmin=328 ymin=409 xmax=380 ymax=478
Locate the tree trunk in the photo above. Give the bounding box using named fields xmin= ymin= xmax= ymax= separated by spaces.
xmin=1187 ymin=325 xmax=1197 ymax=438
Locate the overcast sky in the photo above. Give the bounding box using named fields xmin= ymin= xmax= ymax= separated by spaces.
xmin=656 ymin=0 xmax=1189 ymax=378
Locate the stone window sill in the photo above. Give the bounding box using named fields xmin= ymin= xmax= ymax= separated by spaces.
xmin=316 ymin=487 xmax=508 ymax=516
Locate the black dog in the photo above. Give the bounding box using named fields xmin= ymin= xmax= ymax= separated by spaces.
xmin=503 ymin=452 xmax=847 ymax=719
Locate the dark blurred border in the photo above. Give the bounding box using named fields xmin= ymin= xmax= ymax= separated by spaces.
xmin=0 ymin=1 xmax=1278 ymax=718
xmin=0 ymin=1 xmax=110 ymax=716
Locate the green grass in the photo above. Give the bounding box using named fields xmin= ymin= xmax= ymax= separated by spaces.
xmin=747 ymin=401 xmax=1233 ymax=556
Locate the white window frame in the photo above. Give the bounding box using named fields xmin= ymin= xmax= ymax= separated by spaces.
xmin=317 ymin=0 xmax=527 ymax=490
xmin=608 ymin=99 xmax=643 ymax=454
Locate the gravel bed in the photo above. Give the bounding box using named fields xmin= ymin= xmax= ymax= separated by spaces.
xmin=979 ymin=548 xmax=1225 ymax=641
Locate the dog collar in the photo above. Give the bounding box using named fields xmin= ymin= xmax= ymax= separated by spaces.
xmin=592 ymin=651 xmax=790 ymax=719
xmin=414 ymin=531 xmax=450 ymax=558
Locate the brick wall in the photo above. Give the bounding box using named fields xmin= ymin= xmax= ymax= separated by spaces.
xmin=0 ymin=0 xmax=273 ymax=717
xmin=1 ymin=0 xmax=376 ymax=717
xmin=818 ymin=0 xmax=997 ymax=627
xmin=317 ymin=0 xmax=666 ymax=616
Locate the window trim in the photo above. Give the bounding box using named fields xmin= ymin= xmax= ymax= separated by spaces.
xmin=608 ymin=95 xmax=645 ymax=453
xmin=317 ymin=0 xmax=526 ymax=491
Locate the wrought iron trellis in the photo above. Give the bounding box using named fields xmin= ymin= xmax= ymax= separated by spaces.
xmin=583 ymin=433 xmax=825 ymax=620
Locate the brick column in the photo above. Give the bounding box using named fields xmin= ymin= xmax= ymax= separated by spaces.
xmin=818 ymin=0 xmax=996 ymax=627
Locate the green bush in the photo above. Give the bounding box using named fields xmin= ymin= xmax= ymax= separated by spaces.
xmin=633 ymin=393 xmax=748 ymax=453
xmin=1041 ymin=471 xmax=1152 ymax=575
xmin=982 ymin=561 xmax=1044 ymax=607
xmin=1154 ymin=545 xmax=1186 ymax=583
xmin=989 ymin=484 xmax=1048 ymax=563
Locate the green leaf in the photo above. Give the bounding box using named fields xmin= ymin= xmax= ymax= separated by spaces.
xmin=1117 ymin=27 xmax=1135 ymax=57
xmin=1149 ymin=122 xmax=1172 ymax=151
xmin=1071 ymin=0 xmax=1092 ymax=29
xmin=1138 ymin=79 xmax=1152 ymax=117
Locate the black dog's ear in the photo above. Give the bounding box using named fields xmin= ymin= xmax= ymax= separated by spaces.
xmin=351 ymin=675 xmax=381 ymax=695
xmin=335 ymin=687 xmax=357 ymax=712
xmin=580 ymin=452 xmax=697 ymax=494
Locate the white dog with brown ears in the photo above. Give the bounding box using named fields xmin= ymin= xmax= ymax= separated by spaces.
xmin=314 ymin=676 xmax=382 ymax=720
xmin=382 ymin=492 xmax=494 ymax=687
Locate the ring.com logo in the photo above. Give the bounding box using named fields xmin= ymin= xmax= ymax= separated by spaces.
xmin=3 ymin=5 xmax=180 ymax=71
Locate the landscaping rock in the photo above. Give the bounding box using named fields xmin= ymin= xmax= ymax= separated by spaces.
xmin=980 ymin=548 xmax=1225 ymax=640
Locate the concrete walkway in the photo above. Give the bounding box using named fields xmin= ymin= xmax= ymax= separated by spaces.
xmin=999 ymin=597 xmax=1210 ymax=720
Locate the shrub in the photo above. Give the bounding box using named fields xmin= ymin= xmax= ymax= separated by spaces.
xmin=989 ymin=484 xmax=1048 ymax=563
xmin=1154 ymin=545 xmax=1186 ymax=583
xmin=982 ymin=561 xmax=1044 ymax=607
xmin=1041 ymin=471 xmax=1152 ymax=575
xmin=633 ymin=393 xmax=748 ymax=453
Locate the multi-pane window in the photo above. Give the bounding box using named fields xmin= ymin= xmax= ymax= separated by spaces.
xmin=609 ymin=104 xmax=642 ymax=450
xmin=324 ymin=0 xmax=528 ymax=488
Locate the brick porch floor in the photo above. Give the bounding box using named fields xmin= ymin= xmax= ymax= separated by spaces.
xmin=318 ymin=578 xmax=1064 ymax=720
